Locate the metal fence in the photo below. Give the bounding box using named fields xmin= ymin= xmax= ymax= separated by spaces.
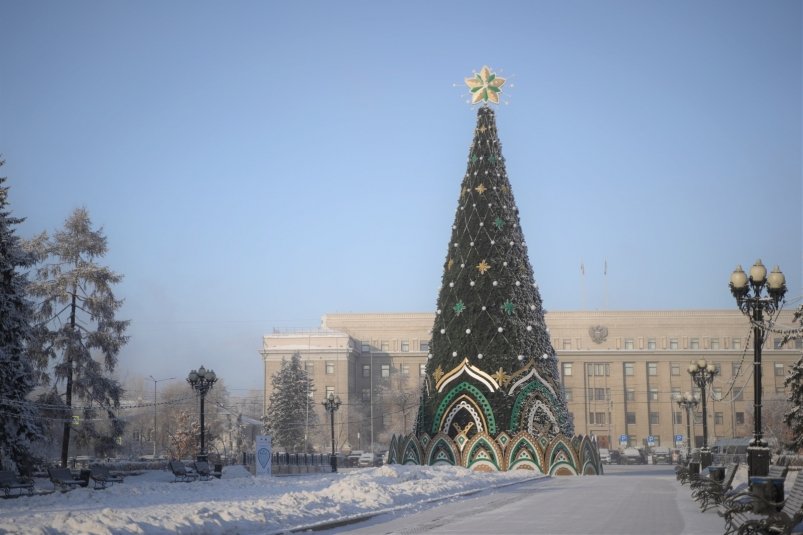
xmin=241 ymin=452 xmax=335 ymax=475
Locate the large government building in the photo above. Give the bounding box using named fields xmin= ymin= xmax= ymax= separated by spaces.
xmin=260 ymin=310 xmax=800 ymax=454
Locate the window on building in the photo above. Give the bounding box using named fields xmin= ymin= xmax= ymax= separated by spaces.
xmin=690 ymin=338 xmax=700 ymax=349
xmin=736 ymin=412 xmax=745 ymax=425
xmin=674 ymin=411 xmax=682 ymax=424
xmin=326 ymin=361 xmax=335 ymax=375
xmin=362 ymin=364 xmax=370 ymax=377
xmin=712 ymin=387 xmax=722 ymax=401
xmin=589 ymin=412 xmax=606 ymax=425
xmin=694 ymin=412 xmax=702 ymax=424
xmin=595 ymin=388 xmax=607 ymax=401
xmin=361 ymin=343 xmax=371 ymax=353
xmin=774 ymin=338 xmax=784 ymax=349
xmin=587 ymin=363 xmax=610 ymax=376
xmin=653 ymin=436 xmax=661 ymax=447
xmin=624 ymin=338 xmax=634 ymax=350
xmin=420 ymin=363 xmax=427 ymax=376
xmin=400 ymin=340 xmax=409 ymax=352
xmin=305 ymin=362 xmax=314 ymax=373
xmin=563 ymin=339 xmax=571 ymax=350
xmin=671 ymin=387 xmax=681 ymax=400
xmin=626 ymin=412 xmax=636 ymax=424
xmin=797 ymin=339 xmax=803 ymax=350
xmin=714 ymin=362 xmax=721 ymax=374
xmin=715 ymin=412 xmax=724 ymax=425
xmin=624 ymin=362 xmax=634 ymax=376
xmin=671 ymin=363 xmax=680 ymax=376
xmin=626 ymin=388 xmax=635 ymax=401
xmin=734 ymin=387 xmax=743 ymax=401
xmin=563 ymin=363 xmax=573 ymax=376
xmin=401 ymin=364 xmax=410 ymax=376
xmin=381 ymin=364 xmax=390 ymax=378
xmin=732 ymin=362 xmax=742 ymax=377
xmin=776 ymin=385 xmax=786 ymax=394
xmin=710 ymin=338 xmax=720 ymax=350
xmin=669 ymin=338 xmax=679 ymax=350
xmin=775 ymin=363 xmax=785 ymax=376
xmin=381 ymin=341 xmax=389 ymax=352
xmin=647 ymin=362 xmax=658 ymax=376
xmin=564 ymin=389 xmax=573 ymax=401
xmin=647 ymin=338 xmax=656 ymax=350
xmin=649 ymin=387 xmax=658 ymax=401
xmin=361 ymin=388 xmax=371 ymax=402
xmin=733 ymin=338 xmax=741 ymax=350
xmin=628 ymin=435 xmax=637 ymax=446
xmin=419 ymin=341 xmax=429 ymax=352
xmin=325 ymin=386 xmax=335 ymax=398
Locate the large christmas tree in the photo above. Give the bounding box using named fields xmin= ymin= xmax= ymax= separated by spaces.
xmin=396 ymin=68 xmax=599 ymax=474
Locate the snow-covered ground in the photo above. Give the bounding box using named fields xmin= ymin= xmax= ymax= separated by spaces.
xmin=0 ymin=463 xmax=754 ymax=534
xmin=0 ymin=464 xmax=540 ymax=534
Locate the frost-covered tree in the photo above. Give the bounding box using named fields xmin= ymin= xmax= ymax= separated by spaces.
xmin=0 ymin=160 xmax=43 ymax=471
xmin=26 ymin=208 xmax=128 ymax=466
xmin=783 ymin=305 xmax=803 ymax=450
xmin=264 ymin=352 xmax=319 ymax=452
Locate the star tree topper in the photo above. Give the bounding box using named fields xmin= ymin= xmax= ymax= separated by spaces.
xmin=465 ymin=66 xmax=506 ymax=105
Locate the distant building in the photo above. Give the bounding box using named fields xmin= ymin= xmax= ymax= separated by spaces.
xmin=261 ymin=310 xmax=800 ymax=453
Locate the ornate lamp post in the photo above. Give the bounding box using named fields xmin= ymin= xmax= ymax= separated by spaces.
xmin=148 ymin=375 xmax=175 ymax=457
xmin=322 ymin=392 xmax=341 ymax=472
xmin=676 ymin=392 xmax=699 ymax=464
xmin=187 ymin=365 xmax=217 ymax=462
xmin=688 ymin=359 xmax=719 ymax=469
xmin=730 ymin=260 xmax=786 ymax=479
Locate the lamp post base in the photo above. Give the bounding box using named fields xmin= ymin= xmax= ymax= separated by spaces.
xmin=700 ymin=449 xmax=713 ymax=470
xmin=196 ymin=454 xmax=208 ymax=463
xmin=748 ymin=444 xmax=770 ymax=480
xmin=330 ymin=456 xmax=338 ymax=473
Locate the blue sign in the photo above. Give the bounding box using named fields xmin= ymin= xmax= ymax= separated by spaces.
xmin=647 ymin=435 xmax=655 ymax=445
xmin=675 ymin=434 xmax=683 ymax=443
xmin=619 ymin=434 xmax=628 ymax=443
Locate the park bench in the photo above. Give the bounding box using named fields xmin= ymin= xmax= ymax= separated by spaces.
xmin=692 ymin=462 xmax=739 ymax=511
xmin=193 ymin=461 xmax=222 ymax=481
xmin=168 ymin=460 xmax=198 ymax=483
xmin=48 ymin=467 xmax=84 ymax=492
xmin=0 ymin=470 xmax=34 ymax=497
xmin=89 ymin=465 xmax=125 ymax=489
xmin=720 ymin=468 xmax=803 ymax=535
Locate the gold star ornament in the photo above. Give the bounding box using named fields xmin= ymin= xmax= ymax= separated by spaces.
xmin=477 ymin=259 xmax=491 ymax=275
xmin=465 ymin=66 xmax=506 ymax=105
xmin=492 ymin=368 xmax=510 ymax=386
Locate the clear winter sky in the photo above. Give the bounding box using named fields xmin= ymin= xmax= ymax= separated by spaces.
xmin=1 ymin=1 xmax=800 ymax=394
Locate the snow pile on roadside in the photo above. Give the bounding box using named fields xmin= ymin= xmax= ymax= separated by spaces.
xmin=0 ymin=464 xmax=542 ymax=535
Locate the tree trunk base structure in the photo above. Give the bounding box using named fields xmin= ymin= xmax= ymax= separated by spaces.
xmin=388 ymin=431 xmax=602 ymax=475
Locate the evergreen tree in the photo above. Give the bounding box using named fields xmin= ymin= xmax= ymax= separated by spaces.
xmin=783 ymin=305 xmax=803 ymax=450
xmin=27 ymin=208 xmax=128 ymax=466
xmin=264 ymin=352 xmax=319 ymax=452
xmin=0 ymin=160 xmax=43 ymax=471
xmin=417 ymin=102 xmax=572 ymax=440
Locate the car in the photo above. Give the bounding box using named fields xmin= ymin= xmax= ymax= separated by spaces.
xmin=621 ymin=447 xmax=645 ymax=464
xmin=357 ymin=452 xmax=375 ymax=467
xmin=599 ymin=448 xmax=611 ymax=464
xmin=651 ymin=447 xmax=672 ymax=464
xmin=347 ymin=450 xmax=364 ymax=468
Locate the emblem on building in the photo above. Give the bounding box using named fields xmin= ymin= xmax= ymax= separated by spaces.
xmin=588 ymin=325 xmax=609 ymax=344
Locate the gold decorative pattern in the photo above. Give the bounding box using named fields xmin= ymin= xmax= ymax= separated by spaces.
xmin=433 ymin=365 xmax=444 ymax=384
xmin=474 ymin=183 xmax=487 ymax=195
xmin=492 ymin=368 xmax=510 ymax=386
xmin=477 ymin=260 xmax=491 ymax=275
xmin=465 ymin=66 xmax=506 ymax=105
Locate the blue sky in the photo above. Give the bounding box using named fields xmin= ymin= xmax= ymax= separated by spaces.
xmin=1 ymin=1 xmax=800 ymax=393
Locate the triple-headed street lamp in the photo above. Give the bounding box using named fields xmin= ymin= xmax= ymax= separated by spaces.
xmin=322 ymin=392 xmax=342 ymax=472
xmin=688 ymin=359 xmax=719 ymax=469
xmin=730 ymin=260 xmax=786 ymax=479
xmin=187 ymin=365 xmax=217 ymax=462
xmin=676 ymin=392 xmax=699 ymax=464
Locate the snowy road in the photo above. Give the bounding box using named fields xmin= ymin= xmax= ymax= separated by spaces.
xmin=317 ymin=465 xmax=725 ymax=535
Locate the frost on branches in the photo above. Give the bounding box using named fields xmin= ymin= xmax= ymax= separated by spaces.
xmin=0 ymin=160 xmax=43 ymax=472
xmin=783 ymin=304 xmax=803 ymax=451
xmin=26 ymin=208 xmax=129 ymax=466
xmin=264 ymin=352 xmax=319 ymax=452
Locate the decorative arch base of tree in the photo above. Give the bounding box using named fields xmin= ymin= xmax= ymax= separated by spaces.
xmin=387 ymin=431 xmax=603 ymax=475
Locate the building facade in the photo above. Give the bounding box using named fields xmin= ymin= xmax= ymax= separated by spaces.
xmin=261 ymin=310 xmax=800 ymax=453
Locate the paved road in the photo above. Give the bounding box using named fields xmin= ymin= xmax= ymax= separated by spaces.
xmin=316 ymin=464 xmax=725 ymax=535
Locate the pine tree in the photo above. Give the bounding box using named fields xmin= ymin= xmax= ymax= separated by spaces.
xmin=783 ymin=305 xmax=803 ymax=450
xmin=27 ymin=208 xmax=129 ymax=466
xmin=264 ymin=352 xmax=319 ymax=452
xmin=0 ymin=160 xmax=44 ymax=471
xmin=417 ymin=104 xmax=572 ymax=441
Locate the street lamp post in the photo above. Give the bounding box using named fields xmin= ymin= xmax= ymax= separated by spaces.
xmin=187 ymin=365 xmax=217 ymax=462
xmin=148 ymin=376 xmax=175 ymax=457
xmin=730 ymin=260 xmax=786 ymax=479
xmin=688 ymin=359 xmax=719 ymax=469
xmin=322 ymin=392 xmax=341 ymax=472
xmin=676 ymin=392 xmax=699 ymax=464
